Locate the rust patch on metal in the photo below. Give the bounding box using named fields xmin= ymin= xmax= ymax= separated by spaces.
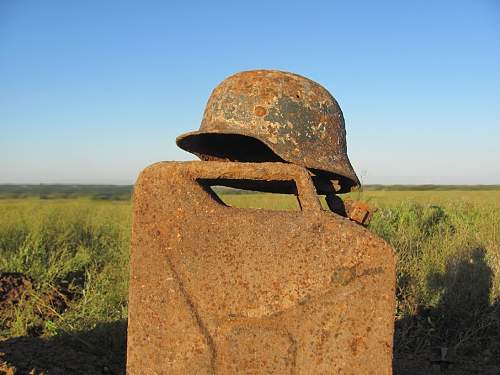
xmin=254 ymin=105 xmax=267 ymax=117
xmin=344 ymin=199 xmax=377 ymax=226
xmin=127 ymin=161 xmax=396 ymax=374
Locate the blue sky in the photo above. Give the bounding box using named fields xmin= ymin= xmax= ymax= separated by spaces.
xmin=1 ymin=0 xmax=499 ymax=184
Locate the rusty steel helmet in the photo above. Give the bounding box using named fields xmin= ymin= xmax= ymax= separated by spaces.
xmin=176 ymin=70 xmax=360 ymax=193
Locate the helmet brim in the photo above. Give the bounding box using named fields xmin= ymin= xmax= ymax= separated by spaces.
xmin=176 ymin=130 xmax=360 ymax=194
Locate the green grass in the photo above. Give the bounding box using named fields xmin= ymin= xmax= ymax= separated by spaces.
xmin=0 ymin=199 xmax=130 ymax=337
xmin=0 ymin=191 xmax=499 ymax=357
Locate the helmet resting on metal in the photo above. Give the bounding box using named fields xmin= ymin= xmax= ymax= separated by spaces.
xmin=176 ymin=70 xmax=360 ymax=193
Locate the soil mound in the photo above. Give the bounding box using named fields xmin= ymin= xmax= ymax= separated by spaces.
xmin=0 ymin=273 xmax=35 ymax=330
xmin=0 ymin=272 xmax=78 ymax=335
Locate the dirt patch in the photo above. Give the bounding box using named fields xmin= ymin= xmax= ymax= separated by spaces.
xmin=0 ymin=274 xmax=35 ymax=303
xmin=0 ymin=272 xmax=82 ymax=335
xmin=0 ymin=273 xmax=36 ymax=331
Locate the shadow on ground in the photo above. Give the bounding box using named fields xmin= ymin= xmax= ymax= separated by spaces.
xmin=394 ymin=247 xmax=500 ymax=375
xmin=0 ymin=321 xmax=127 ymax=375
xmin=1 ymin=248 xmax=499 ymax=374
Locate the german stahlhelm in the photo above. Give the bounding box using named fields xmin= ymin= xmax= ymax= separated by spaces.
xmin=176 ymin=70 xmax=360 ymax=193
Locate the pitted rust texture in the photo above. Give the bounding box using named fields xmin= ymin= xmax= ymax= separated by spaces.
xmin=127 ymin=161 xmax=396 ymax=374
xmin=176 ymin=70 xmax=360 ymax=193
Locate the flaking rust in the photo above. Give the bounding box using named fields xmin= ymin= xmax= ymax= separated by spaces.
xmin=127 ymin=161 xmax=396 ymax=374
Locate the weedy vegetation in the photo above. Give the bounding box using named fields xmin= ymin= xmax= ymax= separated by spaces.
xmin=0 ymin=199 xmax=130 ymax=344
xmin=0 ymin=188 xmax=499 ymax=366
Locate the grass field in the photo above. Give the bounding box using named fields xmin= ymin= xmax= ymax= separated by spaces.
xmin=0 ymin=189 xmax=499 ymax=372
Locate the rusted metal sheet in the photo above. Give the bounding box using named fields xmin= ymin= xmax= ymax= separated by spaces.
xmin=127 ymin=161 xmax=395 ymax=374
xmin=176 ymin=70 xmax=360 ymax=193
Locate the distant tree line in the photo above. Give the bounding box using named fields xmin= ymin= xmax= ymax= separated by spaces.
xmin=1 ymin=184 xmax=499 ymax=200
xmin=0 ymin=184 xmax=132 ymax=200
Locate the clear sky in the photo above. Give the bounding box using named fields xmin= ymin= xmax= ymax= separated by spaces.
xmin=1 ymin=0 xmax=499 ymax=184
